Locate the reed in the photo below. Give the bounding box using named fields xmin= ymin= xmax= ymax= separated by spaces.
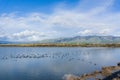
xmin=0 ymin=43 xmax=120 ymax=47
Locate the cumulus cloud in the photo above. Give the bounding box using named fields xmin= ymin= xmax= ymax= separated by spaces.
xmin=99 ymin=29 xmax=112 ymax=35
xmin=78 ymin=30 xmax=93 ymax=35
xmin=11 ymin=30 xmax=46 ymax=41
xmin=0 ymin=30 xmax=59 ymax=41
xmin=0 ymin=0 xmax=120 ymax=41
xmin=77 ymin=29 xmax=112 ymax=36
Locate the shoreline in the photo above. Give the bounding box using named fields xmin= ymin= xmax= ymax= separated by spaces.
xmin=0 ymin=43 xmax=120 ymax=47
xmin=65 ymin=62 xmax=120 ymax=80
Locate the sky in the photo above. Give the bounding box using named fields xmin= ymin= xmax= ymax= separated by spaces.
xmin=0 ymin=0 xmax=120 ymax=41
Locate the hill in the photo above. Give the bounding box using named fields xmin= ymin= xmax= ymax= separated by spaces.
xmin=40 ymin=36 xmax=120 ymax=44
xmin=0 ymin=36 xmax=120 ymax=44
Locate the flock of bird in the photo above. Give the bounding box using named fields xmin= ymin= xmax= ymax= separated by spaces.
xmin=0 ymin=51 xmax=98 ymax=66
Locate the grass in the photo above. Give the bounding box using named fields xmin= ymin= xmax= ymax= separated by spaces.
xmin=0 ymin=43 xmax=120 ymax=47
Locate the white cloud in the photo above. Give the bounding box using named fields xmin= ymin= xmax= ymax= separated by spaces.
xmin=13 ymin=30 xmax=44 ymax=37
xmin=78 ymin=30 xmax=93 ymax=35
xmin=77 ymin=29 xmax=112 ymax=36
xmin=4 ymin=30 xmax=58 ymax=41
xmin=0 ymin=0 xmax=120 ymax=41
xmin=99 ymin=29 xmax=111 ymax=35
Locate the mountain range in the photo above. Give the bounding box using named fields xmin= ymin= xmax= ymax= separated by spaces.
xmin=0 ymin=36 xmax=120 ymax=44
xmin=40 ymin=36 xmax=120 ymax=44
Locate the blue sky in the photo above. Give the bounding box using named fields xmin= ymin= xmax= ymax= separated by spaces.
xmin=0 ymin=0 xmax=79 ymax=14
xmin=0 ymin=0 xmax=120 ymax=41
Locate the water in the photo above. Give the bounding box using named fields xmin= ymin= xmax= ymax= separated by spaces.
xmin=0 ymin=47 xmax=120 ymax=80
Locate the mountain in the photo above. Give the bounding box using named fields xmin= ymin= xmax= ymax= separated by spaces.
xmin=0 ymin=41 xmax=38 ymax=44
xmin=0 ymin=41 xmax=12 ymax=44
xmin=0 ymin=36 xmax=120 ymax=44
xmin=39 ymin=36 xmax=120 ymax=44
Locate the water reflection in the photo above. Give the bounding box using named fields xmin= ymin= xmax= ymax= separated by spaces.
xmin=0 ymin=47 xmax=120 ymax=80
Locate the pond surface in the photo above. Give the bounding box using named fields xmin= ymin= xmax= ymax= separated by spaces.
xmin=0 ymin=47 xmax=120 ymax=80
